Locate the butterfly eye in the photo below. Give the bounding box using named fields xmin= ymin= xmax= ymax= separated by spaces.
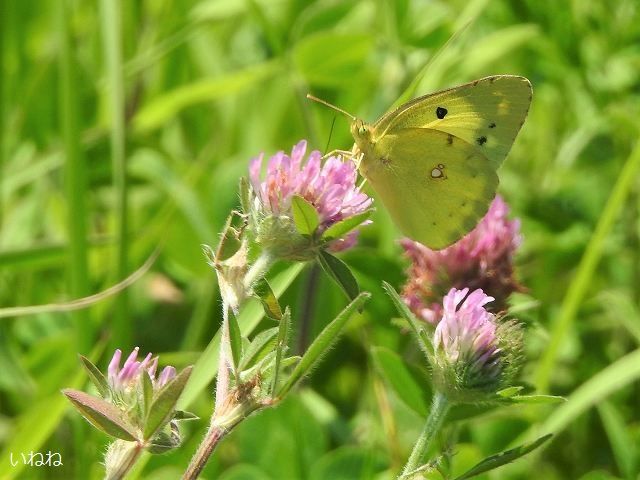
xmin=358 ymin=125 xmax=366 ymax=135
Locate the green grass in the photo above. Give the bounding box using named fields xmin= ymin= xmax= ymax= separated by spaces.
xmin=1 ymin=0 xmax=639 ymax=479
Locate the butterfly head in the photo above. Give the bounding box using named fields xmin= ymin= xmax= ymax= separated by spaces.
xmin=350 ymin=118 xmax=373 ymax=148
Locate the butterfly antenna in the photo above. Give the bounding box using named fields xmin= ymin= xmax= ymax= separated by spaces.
xmin=324 ymin=116 xmax=337 ymax=155
xmin=306 ymin=94 xmax=356 ymax=121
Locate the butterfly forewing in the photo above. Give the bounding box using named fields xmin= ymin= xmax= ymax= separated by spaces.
xmin=373 ymin=75 xmax=532 ymax=169
xmin=363 ymin=128 xmax=498 ymax=249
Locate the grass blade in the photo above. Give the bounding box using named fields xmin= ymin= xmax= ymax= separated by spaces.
xmin=100 ymin=0 xmax=129 ymax=347
xmin=536 ymin=140 xmax=640 ymax=391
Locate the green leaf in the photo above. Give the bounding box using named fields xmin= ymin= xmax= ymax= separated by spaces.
xmin=143 ymin=366 xmax=192 ymax=441
xmin=133 ymin=61 xmax=281 ymax=133
xmin=293 ymin=32 xmax=373 ymax=87
xmin=321 ymin=211 xmax=371 ymax=241
xmin=505 ymin=394 xmax=566 ymax=404
xmin=228 ymin=311 xmax=243 ymax=373
xmin=277 ymin=292 xmax=370 ymax=398
xmin=252 ymin=277 xmax=283 ymax=320
xmin=239 ymin=326 xmax=279 ymax=371
xmin=239 ymin=176 xmax=251 ymax=215
xmin=536 ymin=140 xmax=640 ymax=391
xmin=147 ymin=428 xmax=181 ymax=454
xmin=598 ymin=401 xmax=637 ymax=480
xmin=62 ymin=389 xmax=138 ymax=441
xmin=270 ymin=307 xmax=291 ymax=396
xmin=310 ymin=446 xmax=385 ymax=480
xmin=173 ymin=410 xmax=199 ymax=421
xmin=382 ymin=282 xmax=434 ymax=363
xmin=318 ymin=250 xmax=359 ymax=301
xmin=497 ymin=386 xmax=524 ymax=397
xmin=453 ymin=434 xmax=552 ymax=480
xmin=78 ymin=355 xmax=109 ymax=397
xmin=371 ymin=347 xmax=428 ymax=416
xmin=142 ymin=371 xmax=154 ymax=417
xmin=535 ymin=348 xmax=640 ymax=439
xmin=291 ymin=195 xmax=320 ymax=235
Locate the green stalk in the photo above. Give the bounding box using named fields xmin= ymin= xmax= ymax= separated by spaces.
xmin=100 ymin=0 xmax=129 ymax=347
xmin=535 ymin=140 xmax=640 ymax=392
xmin=399 ymin=391 xmax=450 ymax=479
xmin=0 ymin=0 xmax=4 ymax=228
xmin=58 ymin=0 xmax=90 ymax=352
xmin=58 ymin=2 xmax=91 ymax=478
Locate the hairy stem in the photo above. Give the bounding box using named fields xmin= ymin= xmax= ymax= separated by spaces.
xmin=399 ymin=391 xmax=450 ymax=479
xmin=182 ymin=425 xmax=226 ymax=480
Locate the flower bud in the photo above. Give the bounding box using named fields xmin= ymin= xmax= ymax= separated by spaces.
xmin=432 ymin=288 xmax=523 ymax=402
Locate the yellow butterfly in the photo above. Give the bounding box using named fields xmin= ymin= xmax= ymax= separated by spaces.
xmin=310 ymin=75 xmax=532 ymax=249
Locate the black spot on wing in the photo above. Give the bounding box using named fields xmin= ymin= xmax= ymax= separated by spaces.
xmin=477 ymin=136 xmax=487 ymax=146
xmin=436 ymin=107 xmax=448 ymax=119
xmin=447 ymin=134 xmax=453 ymax=145
xmin=489 ymin=122 xmax=496 ymax=129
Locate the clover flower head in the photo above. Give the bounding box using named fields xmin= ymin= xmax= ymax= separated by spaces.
xmin=108 ymin=347 xmax=176 ymax=399
xmin=402 ymin=195 xmax=522 ymax=324
xmin=248 ymin=140 xmax=373 ymax=259
xmin=432 ymin=288 xmax=522 ymax=401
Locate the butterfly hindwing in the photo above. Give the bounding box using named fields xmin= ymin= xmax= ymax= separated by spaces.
xmin=373 ymin=75 xmax=532 ymax=169
xmin=362 ymin=128 xmax=498 ymax=249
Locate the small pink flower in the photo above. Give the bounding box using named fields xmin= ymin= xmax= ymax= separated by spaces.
xmin=402 ymin=195 xmax=522 ymax=324
xmin=108 ymin=347 xmax=176 ymax=396
xmin=248 ymin=140 xmax=372 ymax=258
xmin=434 ymin=288 xmax=500 ymax=384
xmin=431 ymin=288 xmax=523 ymax=400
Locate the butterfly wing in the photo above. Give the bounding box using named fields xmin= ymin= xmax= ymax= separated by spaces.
xmin=373 ymin=75 xmax=532 ymax=169
xmin=362 ymin=128 xmax=498 ymax=249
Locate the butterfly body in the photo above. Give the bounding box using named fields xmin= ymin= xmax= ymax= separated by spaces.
xmin=349 ymin=75 xmax=532 ymax=249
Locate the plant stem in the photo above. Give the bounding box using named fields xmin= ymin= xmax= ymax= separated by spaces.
xmin=214 ymin=303 xmax=231 ymax=413
xmin=105 ymin=442 xmax=143 ymax=480
xmin=399 ymin=391 xmax=450 ymax=479
xmin=243 ymin=252 xmax=273 ymax=291
xmin=184 ymin=398 xmax=259 ymax=480
xmin=100 ymin=0 xmax=129 ymax=349
xmin=182 ymin=424 xmax=226 ymax=480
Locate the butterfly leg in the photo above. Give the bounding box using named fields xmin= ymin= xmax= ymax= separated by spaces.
xmin=322 ymin=149 xmax=356 ymax=160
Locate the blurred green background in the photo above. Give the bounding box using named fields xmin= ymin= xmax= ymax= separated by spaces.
xmin=1 ymin=0 xmax=640 ymax=478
